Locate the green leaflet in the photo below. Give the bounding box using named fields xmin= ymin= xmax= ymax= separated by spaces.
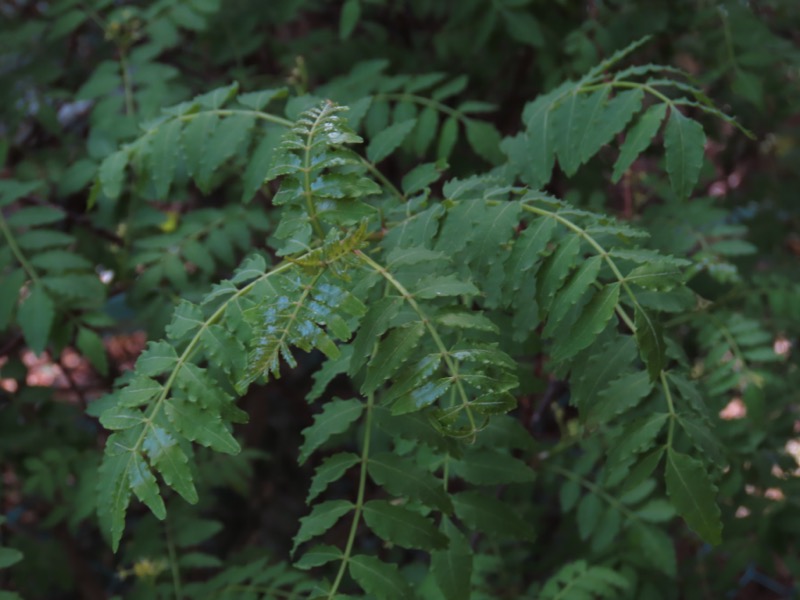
xmin=585 ymin=370 xmax=653 ymax=426
xmin=634 ymin=306 xmax=666 ymax=381
xmin=17 ymin=283 xmax=54 ymax=354
xmin=663 ymin=108 xmax=706 ymax=199
xmin=664 ymin=449 xmax=722 ymax=545
xmin=630 ymin=522 xmax=676 ymax=577
xmin=292 ymin=500 xmax=354 ymax=554
xmin=299 ymin=398 xmax=364 ymax=464
xmin=295 ymin=544 xmax=343 ymax=570
xmin=452 ymin=448 xmax=535 ymax=485
xmin=452 ymin=491 xmax=535 ymax=540
xmin=367 ymin=453 xmax=452 ymax=513
xmin=147 ymin=118 xmax=182 ymax=198
xmin=143 ymin=425 xmax=198 ymax=504
xmin=98 ymin=149 xmax=129 ymax=200
xmin=543 ymin=255 xmax=602 ymax=336
xmin=536 ymin=234 xmax=581 ymax=314
xmin=307 ymin=452 xmax=360 ymax=503
xmin=367 ymin=118 xmax=417 ymax=163
xmin=612 ymin=103 xmax=667 ymax=182
xmin=349 ymin=555 xmax=414 ymax=600
xmin=163 ymin=397 xmax=240 ymax=455
xmin=97 ymin=450 xmax=134 ymax=551
xmin=550 ymin=283 xmax=621 ymax=363
xmin=540 ymin=560 xmax=629 ymax=600
xmin=362 ymin=322 xmax=425 ymax=394
xmin=464 ymin=118 xmax=503 ymax=164
xmin=576 ymin=493 xmax=602 ymax=540
xmin=362 ymin=500 xmax=447 ymax=550
xmin=431 ymin=523 xmax=473 ymax=600
xmin=0 ymin=270 xmax=25 ymax=330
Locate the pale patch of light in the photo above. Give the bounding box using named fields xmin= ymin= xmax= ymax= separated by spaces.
xmin=0 ymin=379 xmax=18 ymax=393
xmin=727 ymin=171 xmax=742 ymax=189
xmin=708 ymin=181 xmax=727 ymax=197
xmin=745 ymin=484 xmax=756 ymax=495
xmin=61 ymin=348 xmax=81 ymax=369
xmin=97 ymin=267 xmax=115 ymax=284
xmin=765 ymin=488 xmax=785 ymax=501
xmin=735 ymin=506 xmax=751 ymax=518
xmin=774 ymin=336 xmax=791 ymax=356
xmin=771 ymin=464 xmax=785 ymax=479
xmin=720 ymin=397 xmax=747 ymax=420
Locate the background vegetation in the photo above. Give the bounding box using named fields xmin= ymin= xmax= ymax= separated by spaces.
xmin=1 ymin=1 xmax=799 ymax=598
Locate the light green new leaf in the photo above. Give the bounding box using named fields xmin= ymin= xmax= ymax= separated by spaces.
xmin=452 ymin=491 xmax=535 ymax=540
xmin=363 ymin=500 xmax=447 ymax=550
xmin=299 ymin=398 xmax=364 ymax=464
xmin=18 ymin=283 xmax=54 ymax=355
xmin=612 ymin=104 xmax=667 ymax=182
xmin=349 ymin=555 xmax=414 ymax=600
xmin=665 ymin=449 xmax=722 ymax=545
xmin=293 ymin=500 xmax=354 ymax=554
xmin=367 ymin=453 xmax=452 ymax=513
xmin=550 ymin=283 xmax=620 ymax=362
xmin=634 ymin=306 xmax=665 ymax=381
xmin=664 ymin=108 xmax=706 ymax=199
xmin=367 ymin=118 xmax=417 ymax=163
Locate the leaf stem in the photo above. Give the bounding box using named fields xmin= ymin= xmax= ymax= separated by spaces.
xmin=547 ymin=464 xmax=643 ymax=523
xmin=661 ymin=371 xmax=677 ymax=449
xmin=164 ymin=515 xmax=182 ymax=599
xmin=358 ymin=155 xmax=404 ymax=202
xmin=327 ymin=391 xmax=375 ymax=598
xmin=374 ymin=92 xmax=466 ymax=122
xmin=119 ymin=45 xmax=135 ymax=117
xmin=353 ymin=249 xmax=478 ymax=438
xmin=302 ymin=105 xmax=333 ymax=240
xmin=0 ymin=212 xmax=40 ymax=284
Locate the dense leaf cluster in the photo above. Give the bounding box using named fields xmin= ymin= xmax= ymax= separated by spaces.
xmin=1 ymin=1 xmax=799 ymax=599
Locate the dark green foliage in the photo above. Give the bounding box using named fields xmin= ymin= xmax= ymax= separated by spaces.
xmin=2 ymin=2 xmax=799 ymax=599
